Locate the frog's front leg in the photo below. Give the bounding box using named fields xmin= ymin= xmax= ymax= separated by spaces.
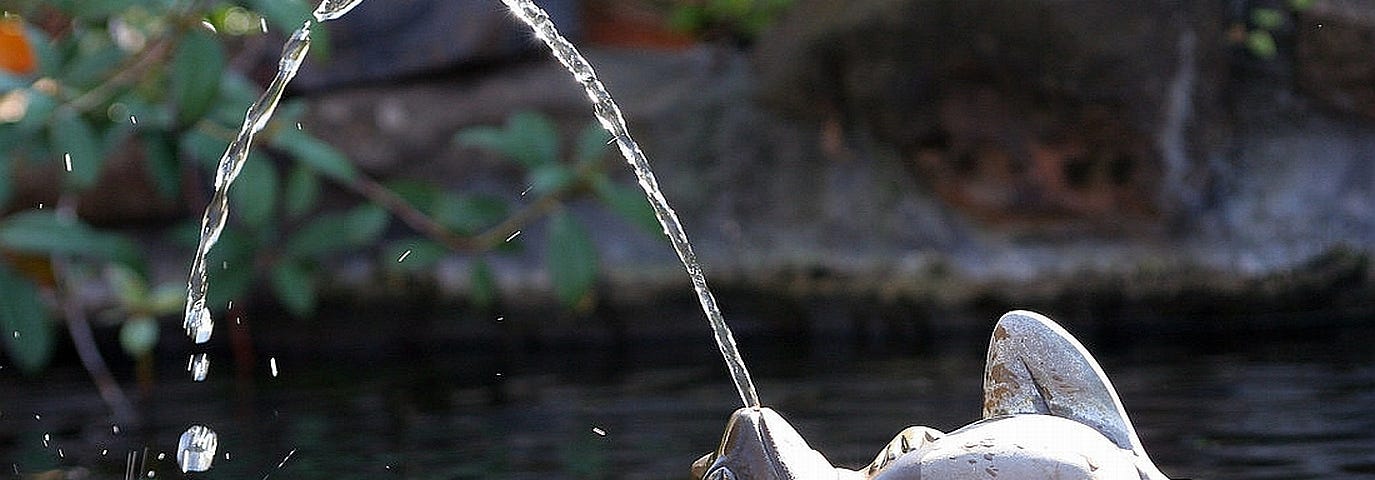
xmin=863 ymin=426 xmax=943 ymax=478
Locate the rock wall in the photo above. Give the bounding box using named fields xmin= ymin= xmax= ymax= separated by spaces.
xmin=282 ymin=0 xmax=1375 ymax=319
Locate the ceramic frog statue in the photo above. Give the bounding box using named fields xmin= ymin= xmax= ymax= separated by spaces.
xmin=691 ymin=311 xmax=1172 ymax=480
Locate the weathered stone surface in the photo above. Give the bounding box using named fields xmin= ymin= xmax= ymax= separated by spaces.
xmin=753 ymin=0 xmax=1229 ymax=233
xmin=1296 ymin=0 xmax=1375 ymax=119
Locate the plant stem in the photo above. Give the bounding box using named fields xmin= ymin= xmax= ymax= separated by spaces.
xmin=52 ymin=200 xmax=138 ymax=424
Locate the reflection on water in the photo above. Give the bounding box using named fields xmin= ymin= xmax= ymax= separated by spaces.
xmin=2 ymin=316 xmax=1373 ymax=479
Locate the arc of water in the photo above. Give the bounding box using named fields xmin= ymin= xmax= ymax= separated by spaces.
xmin=500 ymin=0 xmax=760 ymax=409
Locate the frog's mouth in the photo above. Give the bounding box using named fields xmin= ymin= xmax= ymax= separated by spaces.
xmin=692 ymin=408 xmax=842 ymax=480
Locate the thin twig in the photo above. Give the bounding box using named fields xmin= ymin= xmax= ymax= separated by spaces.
xmin=52 ymin=198 xmax=138 ymax=424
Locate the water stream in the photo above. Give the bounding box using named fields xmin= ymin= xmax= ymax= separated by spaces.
xmin=175 ymin=0 xmax=366 ymax=471
xmin=500 ymin=0 xmax=760 ymax=410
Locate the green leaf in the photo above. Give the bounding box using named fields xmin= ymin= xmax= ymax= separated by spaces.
xmin=248 ymin=0 xmax=312 ymax=38
xmin=61 ymin=42 xmax=126 ymax=90
xmin=506 ymin=111 xmax=559 ymax=167
xmin=469 ymin=258 xmax=498 ymax=309
xmin=118 ymin=316 xmax=159 ymax=358
xmin=140 ymin=132 xmax=181 ymax=200
xmin=170 ymin=30 xmax=226 ymax=125
xmin=432 ymin=193 xmax=507 ymax=235
xmin=203 ymin=228 xmax=255 ymax=309
xmin=383 ymin=238 xmax=447 ymax=272
xmin=228 ymin=156 xmax=278 ymax=229
xmin=270 ymin=260 xmax=316 ymax=316
xmin=273 ymin=128 xmax=358 ymax=181
xmin=529 ymin=163 xmax=576 ymax=195
xmin=545 ymin=211 xmax=598 ymax=308
xmin=49 ymin=109 xmax=103 ymax=190
xmin=1247 ymin=30 xmax=1278 ymax=59
xmin=346 ymin=204 xmax=388 ymax=245
xmin=0 ymin=211 xmax=139 ymax=264
xmin=284 ymin=204 xmax=387 ymax=258
xmin=573 ymin=123 xmax=609 ymax=166
xmin=1251 ymin=8 xmax=1285 ymax=30
xmin=282 ymin=165 xmax=320 ymax=218
xmin=593 ymin=177 xmax=660 ymax=234
xmin=106 ymin=264 xmax=147 ymax=307
xmin=180 ymin=128 xmax=228 ymax=166
xmin=0 ymin=264 xmax=54 ymax=374
xmin=70 ymin=0 xmax=134 ymax=21
xmin=455 ymin=111 xmax=560 ymax=168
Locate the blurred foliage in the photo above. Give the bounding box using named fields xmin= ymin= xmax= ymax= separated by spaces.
xmin=1239 ymin=0 xmax=1314 ymax=59
xmin=0 ymin=0 xmax=657 ymax=378
xmin=665 ymin=0 xmax=794 ymax=41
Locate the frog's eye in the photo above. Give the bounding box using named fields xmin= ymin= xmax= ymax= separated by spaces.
xmin=706 ymin=467 xmax=736 ymax=480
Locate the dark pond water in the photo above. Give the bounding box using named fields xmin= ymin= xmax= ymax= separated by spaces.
xmin=3 ymin=312 xmax=1374 ymax=479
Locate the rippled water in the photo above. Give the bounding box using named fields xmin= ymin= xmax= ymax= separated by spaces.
xmin=2 ymin=313 xmax=1373 ymax=479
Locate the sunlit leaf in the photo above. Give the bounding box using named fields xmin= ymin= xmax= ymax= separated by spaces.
xmin=0 ymin=211 xmax=139 ymax=264
xmin=545 ymin=211 xmax=597 ymax=308
xmin=49 ymin=108 xmax=103 ymax=190
xmin=118 ymin=316 xmax=159 ymax=358
xmin=0 ymin=263 xmax=54 ymax=374
xmin=269 ymin=259 xmax=316 ymax=316
xmin=228 ymin=156 xmax=278 ymax=228
xmin=1247 ymin=30 xmax=1277 ymax=59
xmin=171 ymin=30 xmax=225 ymax=125
xmin=282 ymin=165 xmax=319 ymax=218
xmin=593 ymin=177 xmax=659 ymax=234
xmin=469 ymin=257 xmax=498 ymax=309
xmin=272 ymin=128 xmax=358 ymax=181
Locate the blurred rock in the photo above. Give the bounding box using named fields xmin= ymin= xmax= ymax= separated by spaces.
xmin=292 ymin=0 xmax=583 ymax=90
xmin=1296 ymin=0 xmax=1375 ymax=119
xmin=754 ymin=0 xmax=1229 ymax=233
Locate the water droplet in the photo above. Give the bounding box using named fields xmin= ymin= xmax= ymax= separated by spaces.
xmin=101 ymin=449 xmax=108 ymax=456
xmin=157 ymin=452 xmax=166 ymax=460
xmin=57 ymin=448 xmax=63 ymax=458
xmin=130 ymin=115 xmax=137 ymax=125
xmin=112 ymin=424 xmax=119 ymax=434
xmin=269 ymin=357 xmax=279 ymax=377
xmin=504 ymin=230 xmax=521 ymax=242
xmin=63 ymin=153 xmax=71 ymax=172
xmin=42 ymin=433 xmax=49 ymax=447
xmin=200 ymin=20 xmax=216 ymax=33
xmin=591 ymin=427 xmax=606 ymax=436
xmin=259 ymin=17 xmax=268 ymax=33
xmin=189 ymin=354 xmax=209 ymax=382
xmin=176 ymin=425 xmax=218 ymax=473
xmin=312 ymin=0 xmax=366 ymax=22
xmin=397 ymin=249 xmax=411 ymax=262
xmin=186 ymin=306 xmax=213 ymax=344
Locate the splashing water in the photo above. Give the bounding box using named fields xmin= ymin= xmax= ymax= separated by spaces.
xmin=312 ymin=0 xmax=366 ymax=22
xmin=499 ymin=0 xmax=760 ymax=408
xmin=176 ymin=425 xmax=218 ymax=473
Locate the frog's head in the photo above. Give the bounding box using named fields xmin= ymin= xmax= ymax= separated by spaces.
xmin=691 ymin=407 xmax=850 ymax=480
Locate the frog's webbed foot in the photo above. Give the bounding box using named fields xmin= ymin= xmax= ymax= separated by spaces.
xmin=864 ymin=426 xmax=942 ymax=477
